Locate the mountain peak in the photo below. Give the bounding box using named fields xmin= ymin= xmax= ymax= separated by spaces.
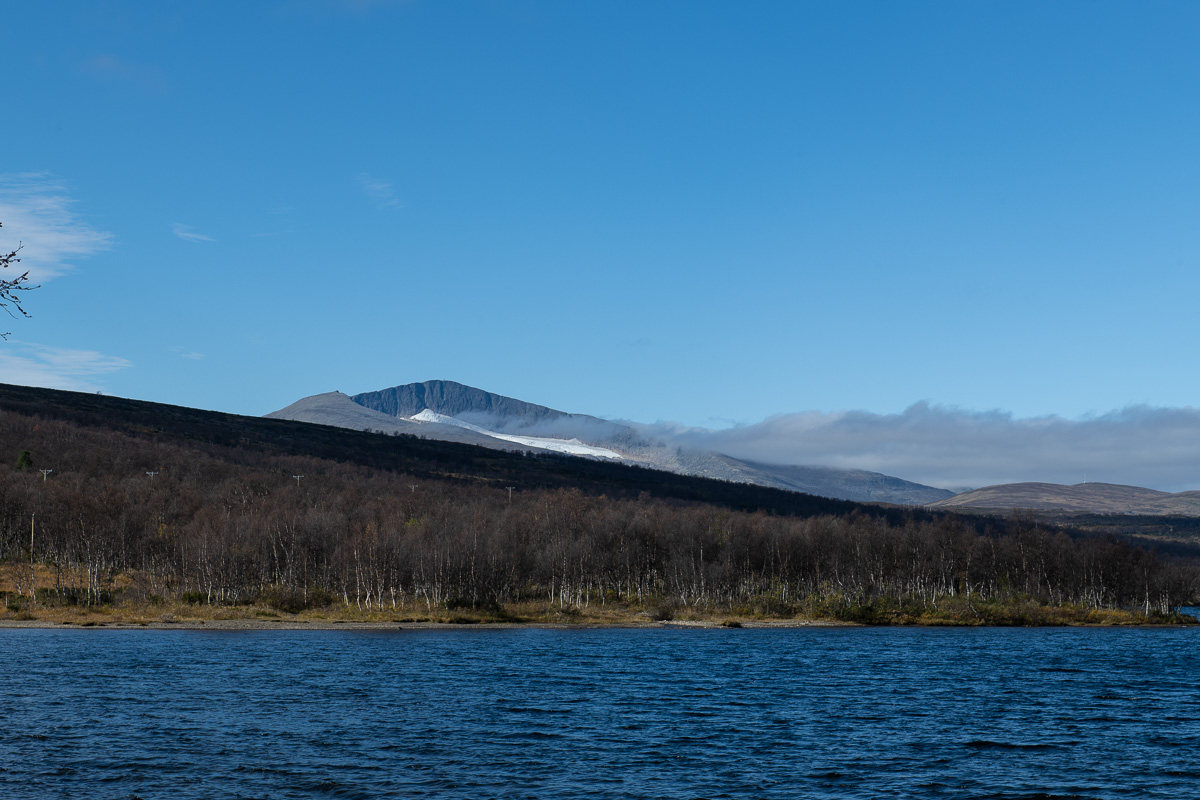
xmin=269 ymin=380 xmax=953 ymax=505
xmin=351 ymin=380 xmax=570 ymax=424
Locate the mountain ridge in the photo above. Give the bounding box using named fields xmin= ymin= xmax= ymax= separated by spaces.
xmin=268 ymin=380 xmax=954 ymax=505
xmin=352 ymin=380 xmax=635 ymax=442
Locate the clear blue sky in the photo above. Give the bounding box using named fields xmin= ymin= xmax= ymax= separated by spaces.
xmin=5 ymin=0 xmax=1200 ymax=436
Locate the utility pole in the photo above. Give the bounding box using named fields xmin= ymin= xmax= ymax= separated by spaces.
xmin=293 ymin=475 xmax=304 ymax=486
xmin=409 ymin=484 xmax=418 ymax=494
xmin=146 ymin=471 xmax=158 ymax=480
xmin=39 ymin=469 xmax=52 ymax=482
xmin=506 ymin=486 xmax=515 ymax=503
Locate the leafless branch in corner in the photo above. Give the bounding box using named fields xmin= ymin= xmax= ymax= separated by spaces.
xmin=0 ymin=221 xmax=40 ymax=340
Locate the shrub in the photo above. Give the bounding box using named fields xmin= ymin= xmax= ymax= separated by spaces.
xmin=445 ymin=596 xmax=503 ymax=613
xmin=260 ymin=586 xmax=333 ymax=613
xmin=649 ymin=600 xmax=676 ymax=621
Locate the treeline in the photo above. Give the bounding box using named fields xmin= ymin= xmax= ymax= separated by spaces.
xmin=0 ymin=406 xmax=1195 ymax=620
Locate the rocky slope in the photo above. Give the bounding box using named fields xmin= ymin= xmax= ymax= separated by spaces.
xmin=268 ymin=381 xmax=953 ymax=505
xmin=737 ymin=461 xmax=955 ymax=506
xmin=265 ymin=391 xmax=513 ymax=450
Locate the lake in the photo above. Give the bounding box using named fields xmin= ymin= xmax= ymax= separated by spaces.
xmin=2 ymin=624 xmax=1198 ymax=799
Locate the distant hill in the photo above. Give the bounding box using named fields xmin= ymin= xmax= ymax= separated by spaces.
xmin=269 ymin=380 xmax=954 ymax=505
xmin=930 ymin=482 xmax=1200 ymax=516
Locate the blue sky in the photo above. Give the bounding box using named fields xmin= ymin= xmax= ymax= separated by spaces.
xmin=4 ymin=1 xmax=1200 ymax=489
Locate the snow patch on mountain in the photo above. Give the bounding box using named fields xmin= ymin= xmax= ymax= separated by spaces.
xmin=409 ymin=409 xmax=625 ymax=460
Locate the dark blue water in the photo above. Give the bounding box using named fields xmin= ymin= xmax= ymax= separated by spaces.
xmin=2 ymin=625 xmax=1198 ymax=799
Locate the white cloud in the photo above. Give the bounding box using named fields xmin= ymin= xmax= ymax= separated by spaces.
xmin=171 ymin=223 xmax=214 ymax=242
xmin=357 ymin=173 xmax=403 ymax=209
xmin=0 ymin=173 xmax=113 ymax=281
xmin=0 ymin=342 xmax=132 ymax=393
xmin=638 ymin=403 xmax=1200 ymax=493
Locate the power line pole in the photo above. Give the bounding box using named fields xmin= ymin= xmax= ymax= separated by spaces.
xmin=39 ymin=469 xmax=52 ymax=482
xmin=506 ymin=486 xmax=515 ymax=503
xmin=293 ymin=474 xmax=304 ymax=486
xmin=146 ymin=471 xmax=158 ymax=480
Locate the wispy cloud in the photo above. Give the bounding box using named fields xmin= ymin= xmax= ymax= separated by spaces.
xmin=0 ymin=342 xmax=132 ymax=393
xmin=86 ymin=54 xmax=169 ymax=93
xmin=0 ymin=173 xmax=112 ymax=281
xmin=638 ymin=403 xmax=1200 ymax=493
xmin=357 ymin=173 xmax=403 ymax=209
xmin=171 ymin=223 xmax=214 ymax=242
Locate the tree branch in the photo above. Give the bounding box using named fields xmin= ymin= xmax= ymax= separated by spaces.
xmin=1 ymin=221 xmax=38 ymax=340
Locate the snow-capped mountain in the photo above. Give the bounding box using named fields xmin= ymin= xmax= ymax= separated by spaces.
xmin=267 ymin=380 xmax=953 ymax=505
xmin=406 ymin=409 xmax=624 ymax=460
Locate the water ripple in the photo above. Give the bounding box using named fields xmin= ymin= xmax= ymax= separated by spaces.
xmin=0 ymin=626 xmax=1198 ymax=799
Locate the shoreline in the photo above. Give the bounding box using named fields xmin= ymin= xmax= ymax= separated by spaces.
xmin=0 ymin=617 xmax=852 ymax=631
xmin=1 ymin=617 xmax=1194 ymax=631
xmin=4 ymin=596 xmax=1194 ymax=630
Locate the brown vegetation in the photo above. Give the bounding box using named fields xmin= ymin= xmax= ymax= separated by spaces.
xmin=0 ymin=390 xmax=1196 ymax=627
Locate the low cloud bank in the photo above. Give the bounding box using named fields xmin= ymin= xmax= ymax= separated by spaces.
xmin=638 ymin=403 xmax=1200 ymax=493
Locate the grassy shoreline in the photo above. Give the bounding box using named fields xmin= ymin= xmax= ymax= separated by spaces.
xmin=1 ymin=597 xmax=1194 ymax=629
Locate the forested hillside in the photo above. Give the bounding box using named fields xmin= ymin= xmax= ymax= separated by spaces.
xmin=0 ymin=383 xmax=1195 ymax=624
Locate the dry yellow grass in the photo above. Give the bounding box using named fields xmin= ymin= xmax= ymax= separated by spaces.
xmin=1 ymin=593 xmax=1189 ymax=629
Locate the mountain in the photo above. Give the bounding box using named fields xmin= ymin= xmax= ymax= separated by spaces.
xmin=268 ymin=380 xmax=954 ymax=505
xmin=266 ymin=389 xmax=633 ymax=458
xmin=0 ymin=381 xmax=865 ymax=521
xmin=929 ymin=482 xmax=1200 ymax=516
xmin=265 ymin=391 xmax=514 ymax=449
